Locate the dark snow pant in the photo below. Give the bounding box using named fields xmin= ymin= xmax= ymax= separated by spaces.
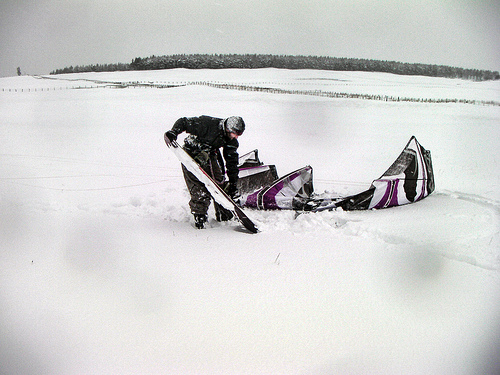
xmin=182 ymin=152 xmax=232 ymax=219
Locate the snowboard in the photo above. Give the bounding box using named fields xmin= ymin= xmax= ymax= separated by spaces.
xmin=165 ymin=136 xmax=259 ymax=233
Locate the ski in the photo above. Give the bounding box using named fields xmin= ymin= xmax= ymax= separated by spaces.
xmin=165 ymin=137 xmax=259 ymax=233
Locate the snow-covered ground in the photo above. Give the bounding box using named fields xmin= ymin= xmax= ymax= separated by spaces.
xmin=1 ymin=69 xmax=499 ymax=374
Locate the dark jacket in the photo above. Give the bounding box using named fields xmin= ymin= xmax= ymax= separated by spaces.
xmin=170 ymin=115 xmax=240 ymax=183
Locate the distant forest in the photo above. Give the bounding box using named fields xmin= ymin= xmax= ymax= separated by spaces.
xmin=50 ymin=54 xmax=499 ymax=81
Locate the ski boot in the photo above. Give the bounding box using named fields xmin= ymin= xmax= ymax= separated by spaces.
xmin=193 ymin=213 xmax=208 ymax=229
xmin=214 ymin=202 xmax=234 ymax=222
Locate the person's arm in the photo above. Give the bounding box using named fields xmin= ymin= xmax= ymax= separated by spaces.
xmin=223 ymin=139 xmax=240 ymax=199
xmin=165 ymin=117 xmax=187 ymax=142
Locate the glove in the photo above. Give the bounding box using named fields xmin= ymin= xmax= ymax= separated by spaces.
xmin=164 ymin=131 xmax=177 ymax=147
xmin=223 ymin=181 xmax=240 ymax=200
xmin=193 ymin=150 xmax=209 ymax=167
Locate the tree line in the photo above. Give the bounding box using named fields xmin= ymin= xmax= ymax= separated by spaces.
xmin=50 ymin=54 xmax=499 ymax=81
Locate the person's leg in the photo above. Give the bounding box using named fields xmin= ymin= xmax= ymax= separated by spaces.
xmin=182 ymin=165 xmax=211 ymax=228
xmin=208 ymin=153 xmax=233 ymax=222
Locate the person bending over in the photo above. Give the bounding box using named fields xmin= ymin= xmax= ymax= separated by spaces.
xmin=165 ymin=115 xmax=245 ymax=229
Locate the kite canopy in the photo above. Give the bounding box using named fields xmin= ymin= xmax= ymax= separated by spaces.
xmin=240 ymin=166 xmax=313 ymax=210
xmin=368 ymin=136 xmax=435 ymax=208
xmin=236 ymin=136 xmax=434 ymax=211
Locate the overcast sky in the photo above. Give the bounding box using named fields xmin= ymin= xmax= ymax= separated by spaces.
xmin=1 ymin=0 xmax=499 ymax=77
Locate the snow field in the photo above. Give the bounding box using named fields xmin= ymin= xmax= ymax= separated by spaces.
xmin=1 ymin=69 xmax=499 ymax=374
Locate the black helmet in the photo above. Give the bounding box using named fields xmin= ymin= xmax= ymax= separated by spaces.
xmin=224 ymin=116 xmax=245 ymax=135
